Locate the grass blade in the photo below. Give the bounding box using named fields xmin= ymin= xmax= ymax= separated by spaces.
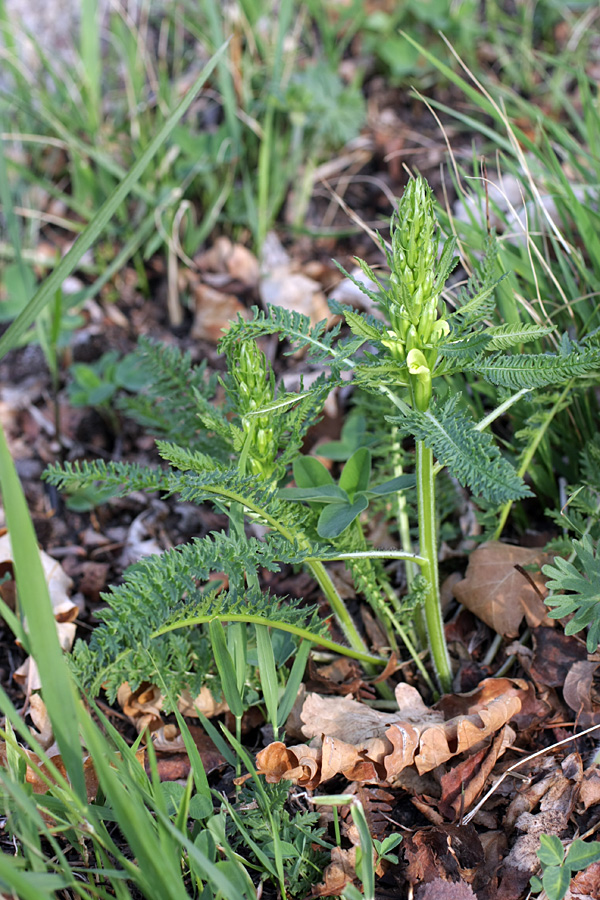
xmin=0 ymin=40 xmax=228 ymax=359
xmin=0 ymin=424 xmax=86 ymax=800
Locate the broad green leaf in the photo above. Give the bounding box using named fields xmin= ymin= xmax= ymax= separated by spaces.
xmin=339 ymin=447 xmax=371 ymax=498
xmin=317 ymin=413 xmax=376 ymax=461
xmin=365 ymin=473 xmax=417 ymax=496
xmin=538 ymin=834 xmax=565 ymax=867
xmin=317 ymin=495 xmax=369 ymax=538
xmin=542 ymin=864 xmax=571 ymax=900
xmin=293 ymin=454 xmax=334 ymax=487
xmin=564 ymin=838 xmax=600 ymax=872
xmin=279 ymin=484 xmax=349 ymax=503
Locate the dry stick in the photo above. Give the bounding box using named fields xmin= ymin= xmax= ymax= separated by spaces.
xmin=463 ymin=721 xmax=600 ymax=826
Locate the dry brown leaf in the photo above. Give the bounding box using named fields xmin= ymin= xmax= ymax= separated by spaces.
xmin=177 ymin=685 xmax=228 ymax=718
xmin=257 ymin=681 xmax=524 ymax=791
xmin=195 ymin=236 xmax=259 ymax=288
xmin=0 ymin=533 xmax=77 ymax=622
xmin=579 ymin=767 xmax=600 ymax=811
xmin=452 ymin=541 xmax=551 ymax=637
xmin=309 ymin=846 xmax=357 ymax=897
xmin=28 ymin=694 xmax=54 ymax=750
xmin=190 ymin=282 xmax=249 ymax=342
xmin=530 ymin=627 xmax=587 ymax=687
xmin=0 ymin=740 xmax=144 ymax=805
xmin=117 ymin=682 xmax=163 ymax=732
xmin=568 ymin=859 xmax=600 ymax=898
xmin=439 ymin=728 xmax=510 ymax=820
xmin=563 ymin=660 xmax=600 ymax=727
xmin=3 ymin=531 xmax=79 ymax=691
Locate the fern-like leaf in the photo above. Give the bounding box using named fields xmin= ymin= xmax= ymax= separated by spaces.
xmin=218 ymin=305 xmax=361 ymax=369
xmin=484 ymin=323 xmax=555 ymax=350
xmin=543 ymin=536 xmax=600 ymax=651
xmin=387 ymin=395 xmax=532 ymax=504
xmin=465 ymin=346 xmax=600 ymax=389
xmin=71 ymin=530 xmax=327 ymax=705
xmin=117 ymin=337 xmax=228 ymax=456
xmin=43 ymin=459 xmax=170 ymax=498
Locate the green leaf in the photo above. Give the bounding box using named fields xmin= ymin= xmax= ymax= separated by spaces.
xmin=388 ymin=395 xmax=532 ymax=505
xmin=277 ymin=639 xmax=311 ymax=726
xmin=255 ymin=624 xmax=279 ymax=733
xmin=343 ymin=309 xmax=384 ymax=342
xmin=538 ymin=834 xmax=565 ymax=867
xmin=317 ymin=496 xmax=369 ymax=538
xmin=293 ymin=455 xmax=334 ymax=488
xmin=564 ymin=838 xmax=600 ymax=872
xmin=542 ymin=864 xmax=571 ymax=900
xmin=365 ymin=473 xmax=416 ymax=496
xmin=466 ymin=347 xmax=600 ymax=390
xmin=0 ymin=425 xmax=86 ymax=801
xmin=317 ymin=413 xmax=377 ymax=461
xmin=339 ymin=447 xmax=371 ymax=498
xmin=543 ymin=536 xmax=600 ymax=651
xmin=279 ymin=484 xmax=349 ymax=503
xmin=484 ymin=323 xmax=555 ymax=350
xmin=208 ymin=621 xmax=244 ymax=718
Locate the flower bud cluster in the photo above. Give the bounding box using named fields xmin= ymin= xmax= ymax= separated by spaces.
xmin=231 ymin=340 xmax=277 ymax=476
xmin=380 ymin=176 xmax=450 ymax=411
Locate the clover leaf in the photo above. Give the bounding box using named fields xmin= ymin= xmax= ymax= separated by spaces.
xmin=280 ymin=448 xmax=415 ymax=538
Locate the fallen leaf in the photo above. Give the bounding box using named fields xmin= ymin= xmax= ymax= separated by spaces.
xmin=563 ymin=661 xmax=600 ymax=727
xmin=439 ymin=728 xmax=511 ymax=820
xmin=452 ymin=541 xmax=551 ymax=637
xmin=309 ymin=846 xmax=357 ymax=897
xmin=530 ymin=627 xmax=587 ymax=687
xmin=305 ymin=657 xmax=370 ymax=696
xmin=177 ymin=685 xmax=228 ymax=718
xmin=416 ymin=879 xmax=478 ymax=900
xmin=0 ymin=740 xmax=144 ymax=806
xmin=568 ymin=858 xmax=600 ymax=898
xmin=499 ymin=752 xmax=582 ymax=896
xmin=0 ymin=532 xmax=77 ymax=622
xmin=117 ymin=682 xmax=163 ymax=732
xmin=257 ymin=681 xmax=524 ymax=795
xmin=190 ymin=282 xmax=249 ymax=343
xmin=195 ymin=236 xmax=259 ymax=288
xmin=404 ymin=825 xmax=484 ymax=892
xmin=580 ymin=766 xmax=600 ymax=811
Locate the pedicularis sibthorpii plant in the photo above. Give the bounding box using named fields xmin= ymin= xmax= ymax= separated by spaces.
xmin=45 ymin=176 xmax=600 ymax=697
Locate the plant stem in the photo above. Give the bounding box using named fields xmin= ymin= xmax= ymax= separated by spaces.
xmin=416 ymin=440 xmax=452 ymax=693
xmin=306 ymin=558 xmax=370 ymax=658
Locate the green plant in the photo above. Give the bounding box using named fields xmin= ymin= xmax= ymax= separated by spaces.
xmin=281 ymin=448 xmax=415 ymax=539
xmin=224 ymin=779 xmax=331 ymax=898
xmin=401 ymin=29 xmax=600 ymax=512
xmin=67 ymin=348 xmax=150 ymax=429
xmin=44 ymin=176 xmax=600 ymax=701
xmin=312 ymin=794 xmax=402 ymax=900
xmin=530 ymin=834 xmax=600 ymax=900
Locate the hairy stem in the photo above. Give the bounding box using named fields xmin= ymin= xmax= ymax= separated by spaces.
xmin=416 ymin=440 xmax=452 ymax=693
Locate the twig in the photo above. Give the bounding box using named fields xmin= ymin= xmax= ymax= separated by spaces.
xmin=463 ymin=721 xmax=600 ymax=825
